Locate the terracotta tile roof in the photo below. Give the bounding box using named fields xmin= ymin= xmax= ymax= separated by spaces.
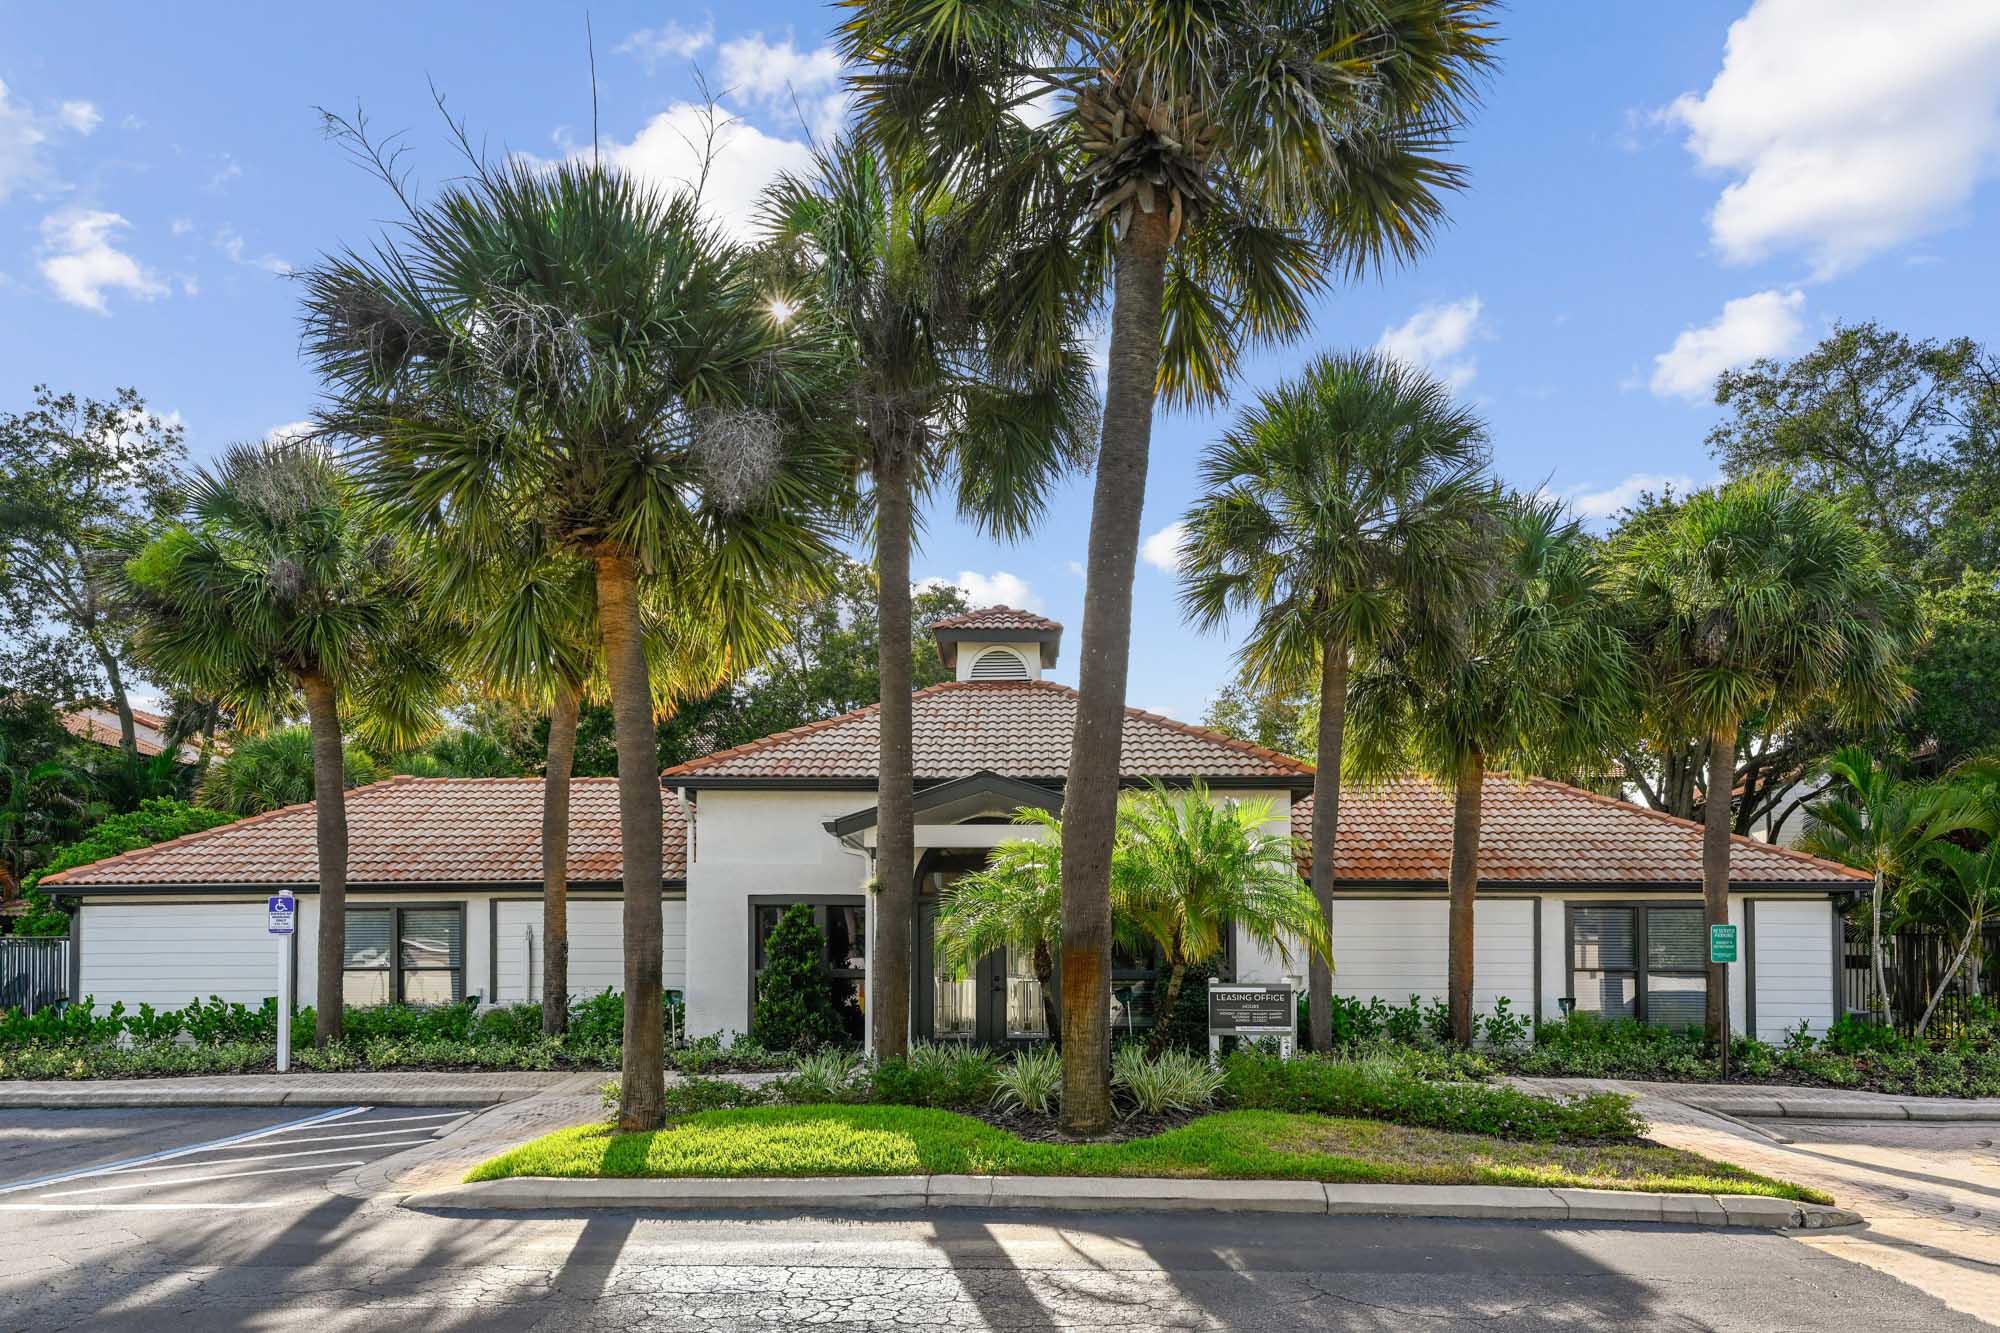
xmin=1290 ymin=774 xmax=1868 ymax=887
xmin=61 ymin=707 xmax=180 ymax=759
xmin=663 ymin=680 xmax=1313 ymax=784
xmin=930 ymin=605 xmax=1063 ymax=633
xmin=41 ymin=777 xmax=688 ymax=888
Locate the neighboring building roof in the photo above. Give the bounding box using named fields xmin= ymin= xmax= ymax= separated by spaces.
xmin=60 ymin=706 xmax=195 ymax=762
xmin=41 ymin=776 xmax=687 ymax=891
xmin=930 ymin=606 xmax=1063 ymax=634
xmin=1291 ymin=774 xmax=1869 ymax=889
xmin=663 ymin=680 xmax=1314 ymax=787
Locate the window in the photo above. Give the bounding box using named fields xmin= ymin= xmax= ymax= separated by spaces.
xmin=1109 ymin=937 xmax=1160 ymax=1036
xmin=1568 ymin=904 xmax=1708 ymax=1027
xmin=344 ymin=906 xmax=465 ymax=1005
xmin=751 ymin=899 xmax=866 ymax=1042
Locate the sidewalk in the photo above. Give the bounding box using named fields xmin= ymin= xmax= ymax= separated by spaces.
xmin=0 ymin=1069 xmax=587 ymax=1108
xmin=1511 ymin=1076 xmax=2000 ymax=1122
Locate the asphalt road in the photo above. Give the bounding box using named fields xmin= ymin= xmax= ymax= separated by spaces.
xmin=0 ymin=1105 xmax=1984 ymax=1332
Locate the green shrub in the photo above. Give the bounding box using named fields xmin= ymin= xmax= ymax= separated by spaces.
xmin=1223 ymin=1050 xmax=1643 ymax=1142
xmin=873 ymin=1042 xmax=998 ymax=1109
xmin=993 ymin=1044 xmax=1063 ymax=1114
xmin=750 ymin=904 xmax=845 ymax=1052
xmin=1824 ymin=1012 xmax=1908 ymax=1056
xmin=773 ymin=1049 xmax=868 ymax=1104
xmin=1480 ymin=997 xmax=1531 ymax=1049
xmin=1112 ymin=1046 xmax=1226 ymax=1116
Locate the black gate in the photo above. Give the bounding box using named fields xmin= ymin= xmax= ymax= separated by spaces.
xmin=0 ymin=938 xmax=70 ymax=1015
xmin=1843 ymin=922 xmax=2000 ymax=1035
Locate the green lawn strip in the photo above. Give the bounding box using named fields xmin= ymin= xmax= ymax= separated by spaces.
xmin=464 ymin=1105 xmax=1827 ymax=1203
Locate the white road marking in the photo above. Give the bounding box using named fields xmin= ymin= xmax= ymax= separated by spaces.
xmin=85 ymin=1140 xmax=434 ymax=1177
xmin=247 ymin=1125 xmax=455 ymax=1149
xmin=40 ymin=1160 xmax=368 ymax=1198
xmin=0 ymin=1106 xmax=371 ymax=1196
xmin=296 ymin=1110 xmax=466 ymax=1129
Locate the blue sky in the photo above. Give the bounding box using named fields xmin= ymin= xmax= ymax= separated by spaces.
xmin=6 ymin=2 xmax=1999 ymax=725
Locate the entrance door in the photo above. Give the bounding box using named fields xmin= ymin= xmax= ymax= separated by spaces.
xmin=916 ymin=861 xmax=1053 ymax=1045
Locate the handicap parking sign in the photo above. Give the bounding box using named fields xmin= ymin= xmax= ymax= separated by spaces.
xmin=268 ymin=893 xmax=296 ymax=935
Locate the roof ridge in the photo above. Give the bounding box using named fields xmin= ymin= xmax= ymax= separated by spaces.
xmin=1518 ymin=774 xmax=1869 ymax=880
xmin=1120 ymin=702 xmax=1316 ymax=776
xmin=662 ymin=695 xmax=891 ymax=778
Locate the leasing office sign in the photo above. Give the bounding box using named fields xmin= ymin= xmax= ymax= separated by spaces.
xmin=1206 ymin=982 xmax=1295 ymax=1036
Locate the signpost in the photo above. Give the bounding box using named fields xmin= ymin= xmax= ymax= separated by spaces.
xmin=1710 ymin=923 xmax=1738 ymax=1080
xmin=268 ymin=893 xmax=295 ymax=1074
xmin=1207 ymin=979 xmax=1297 ymax=1065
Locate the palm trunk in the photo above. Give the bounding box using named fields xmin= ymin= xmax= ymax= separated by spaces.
xmin=541 ymin=681 xmax=580 ymax=1037
xmin=1034 ymin=939 xmax=1059 ymax=1048
xmin=1914 ymin=918 xmax=1981 ymax=1037
xmin=596 ymin=550 xmax=665 ymax=1132
xmin=871 ymin=446 xmax=916 ymax=1060
xmin=1702 ymin=719 xmax=1738 ymax=1050
xmin=301 ymin=671 xmax=348 ymax=1046
xmin=1869 ymin=869 xmax=1892 ymax=1023
xmin=1059 ymin=207 xmax=1172 ymax=1137
xmin=1147 ymin=959 xmax=1188 ymax=1057
xmin=1307 ymin=638 xmax=1347 ymax=1051
xmin=1447 ymin=749 xmax=1483 ymax=1047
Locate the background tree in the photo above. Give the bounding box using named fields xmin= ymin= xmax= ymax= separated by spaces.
xmin=197 ymin=726 xmax=382 ymax=815
xmin=106 ymin=441 xmax=448 ymax=1043
xmin=1179 ymin=350 xmax=1493 ymax=1049
xmin=759 ymin=134 xmax=1096 ymax=1058
xmin=1899 ymin=574 xmax=2000 ymax=772
xmin=1350 ymin=495 xmax=1632 ymax=1044
xmin=843 ymin=0 xmax=1498 ymax=1135
xmin=1113 ymin=781 xmax=1328 ymax=1055
xmin=1201 ymin=679 xmax=1312 ymax=759
xmin=0 ymin=385 xmax=186 ymax=755
xmin=1621 ymin=474 xmax=1919 ymax=1045
xmin=304 ymin=129 xmax=847 ymax=1129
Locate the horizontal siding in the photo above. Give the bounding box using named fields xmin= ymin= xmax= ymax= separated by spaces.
xmin=493 ymin=900 xmax=686 ymax=1003
xmin=80 ymin=903 xmax=278 ymax=1011
xmin=1755 ymin=899 xmax=1835 ymax=1040
xmin=1328 ymin=899 xmax=1534 ymax=1013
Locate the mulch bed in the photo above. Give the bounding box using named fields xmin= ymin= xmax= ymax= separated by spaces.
xmin=971 ymin=1104 xmax=1202 ymax=1144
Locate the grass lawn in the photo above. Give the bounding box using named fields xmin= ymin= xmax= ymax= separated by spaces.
xmin=466 ymin=1106 xmax=1828 ymax=1203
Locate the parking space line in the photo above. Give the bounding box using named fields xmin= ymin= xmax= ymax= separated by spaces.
xmin=249 ymin=1125 xmax=459 ymax=1149
xmin=85 ymin=1139 xmax=435 ymax=1177
xmin=40 ymin=1160 xmax=368 ymax=1198
xmin=305 ymin=1111 xmax=466 ymax=1129
xmin=0 ymin=1106 xmax=370 ymax=1196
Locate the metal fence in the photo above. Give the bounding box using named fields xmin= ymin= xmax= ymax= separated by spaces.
xmin=0 ymin=937 xmax=70 ymax=1015
xmin=1843 ymin=922 xmax=2000 ymax=1036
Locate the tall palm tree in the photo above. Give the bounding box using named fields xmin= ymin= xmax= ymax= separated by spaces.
xmin=1800 ymin=748 xmax=1976 ymax=1025
xmin=758 ymin=134 xmax=1096 ymax=1059
xmin=104 ymin=441 xmax=448 ymax=1044
xmin=1114 ymin=780 xmax=1330 ymax=1055
xmin=302 ymin=137 xmax=848 ymax=1129
xmin=934 ymin=807 xmax=1069 ymax=1043
xmin=1350 ymin=495 xmax=1633 ymax=1044
xmin=1179 ymin=350 xmax=1493 ymax=1049
xmin=1621 ymin=474 xmax=1920 ymax=1046
xmin=841 ymin=0 xmax=1498 ymax=1134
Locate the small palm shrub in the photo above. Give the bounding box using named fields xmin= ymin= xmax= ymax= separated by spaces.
xmin=1111 ymin=1046 xmax=1226 ymax=1116
xmin=775 ymin=1048 xmax=868 ymax=1104
xmin=992 ymin=1044 xmax=1064 ymax=1114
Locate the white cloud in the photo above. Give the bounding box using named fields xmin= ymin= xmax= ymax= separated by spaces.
xmin=919 ymin=570 xmax=1043 ymax=612
xmin=0 ymin=79 xmax=51 ymax=201
xmin=215 ymin=226 xmax=292 ymax=275
xmin=1066 ymin=560 xmax=1085 ymax=579
xmin=572 ymin=103 xmax=814 ymax=240
xmin=57 ymin=100 xmax=100 ymax=135
xmin=1648 ymin=288 xmax=1805 ymax=400
xmin=617 ymin=18 xmax=715 ymax=70
xmin=38 ymin=209 xmax=168 ymax=313
xmin=1664 ymin=0 xmax=2000 ymax=277
xmin=717 ymin=31 xmax=848 ymax=138
xmin=1376 ymin=296 xmax=1485 ymax=390
xmin=1559 ymin=473 xmax=1701 ymax=521
xmin=1140 ymin=521 xmax=1189 ymax=573
xmin=170 ymin=217 xmax=193 ymax=236
xmin=265 ymin=419 xmax=316 ymax=444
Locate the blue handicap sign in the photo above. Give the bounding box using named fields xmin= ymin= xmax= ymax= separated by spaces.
xmin=267 ymin=893 xmax=296 ymax=935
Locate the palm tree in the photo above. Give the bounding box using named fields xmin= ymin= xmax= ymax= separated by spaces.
xmin=934 ymin=807 xmax=1069 ymax=1043
xmin=1350 ymin=495 xmax=1633 ymax=1044
xmin=1179 ymin=350 xmax=1494 ymax=1049
xmin=1114 ymin=780 xmax=1330 ymax=1055
xmin=1912 ymin=839 xmax=2000 ymax=1036
xmin=841 ymin=0 xmax=1498 ymax=1135
xmin=105 ymin=440 xmax=448 ymax=1044
xmin=758 ymin=134 xmax=1096 ymax=1059
xmin=1800 ymin=748 xmax=1976 ymax=1024
xmin=1622 ymin=474 xmax=1920 ymax=1046
xmin=197 ymin=725 xmax=382 ymax=815
xmin=302 ymin=132 xmax=848 ymax=1129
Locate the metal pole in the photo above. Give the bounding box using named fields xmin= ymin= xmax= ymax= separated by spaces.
xmin=277 ymin=929 xmax=293 ymax=1074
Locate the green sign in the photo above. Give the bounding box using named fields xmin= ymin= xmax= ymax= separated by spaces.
xmin=1709 ymin=924 xmax=1739 ymax=964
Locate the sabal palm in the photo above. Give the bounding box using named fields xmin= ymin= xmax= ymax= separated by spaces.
xmin=1179 ymin=350 xmax=1493 ymax=1049
xmin=1800 ymin=747 xmax=1978 ymax=1024
xmin=198 ymin=725 xmax=382 ymax=815
xmin=841 ymin=0 xmax=1497 ymax=1134
xmin=1114 ymin=780 xmax=1330 ymax=1055
xmin=302 ymin=145 xmax=847 ymax=1128
xmin=1350 ymin=495 xmax=1633 ymax=1044
xmin=1622 ymin=474 xmax=1919 ymax=1044
xmin=759 ymin=134 xmax=1096 ymax=1058
xmin=105 ymin=441 xmax=448 ymax=1044
xmin=934 ymin=807 xmax=1069 ymax=1042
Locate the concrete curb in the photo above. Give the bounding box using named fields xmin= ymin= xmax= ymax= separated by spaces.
xmin=0 ymin=1086 xmax=545 ymax=1109
xmin=1681 ymin=1098 xmax=2000 ymax=1123
xmin=403 ymin=1175 xmax=1862 ymax=1231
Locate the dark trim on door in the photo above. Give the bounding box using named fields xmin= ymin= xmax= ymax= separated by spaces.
xmin=489 ymin=898 xmax=500 ymax=1001
xmin=1744 ymin=899 xmax=1757 ymax=1040
xmin=68 ymin=903 xmax=82 ymax=1003
xmin=1531 ymin=897 xmax=1542 ymax=1025
xmin=1831 ymin=896 xmax=1846 ymax=1020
